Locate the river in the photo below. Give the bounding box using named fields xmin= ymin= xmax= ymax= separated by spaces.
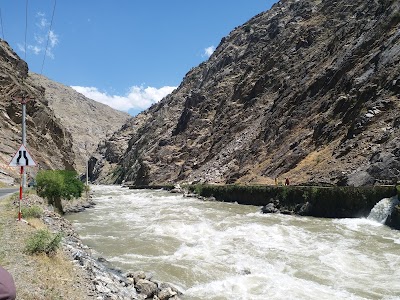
xmin=66 ymin=185 xmax=400 ymax=300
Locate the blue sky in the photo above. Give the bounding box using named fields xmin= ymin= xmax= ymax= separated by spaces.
xmin=2 ymin=0 xmax=276 ymax=115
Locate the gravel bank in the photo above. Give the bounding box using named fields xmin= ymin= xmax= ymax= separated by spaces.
xmin=1 ymin=192 xmax=183 ymax=300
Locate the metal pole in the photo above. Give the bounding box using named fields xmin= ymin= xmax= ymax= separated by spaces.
xmin=18 ymin=166 xmax=23 ymax=221
xmin=22 ymin=102 xmax=26 ymax=145
xmin=22 ymin=101 xmax=26 ymax=188
xmin=85 ymin=139 xmax=89 ymax=199
xmin=86 ymin=158 xmax=89 ymax=201
xmin=12 ymin=94 xmax=33 ymax=220
xmin=86 ymin=158 xmax=89 ymax=186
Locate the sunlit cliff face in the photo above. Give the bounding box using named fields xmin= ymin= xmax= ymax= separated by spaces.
xmin=91 ymin=0 xmax=400 ymax=187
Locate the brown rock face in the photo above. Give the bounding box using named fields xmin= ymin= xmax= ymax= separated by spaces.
xmin=92 ymin=0 xmax=400 ymax=186
xmin=0 ymin=40 xmax=74 ymax=181
xmin=0 ymin=40 xmax=130 ymax=183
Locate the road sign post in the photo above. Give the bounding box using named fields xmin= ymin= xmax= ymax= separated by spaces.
xmin=18 ymin=166 xmax=23 ymax=221
xmin=9 ymin=145 xmax=36 ymax=167
xmin=10 ymin=94 xmax=35 ymax=221
xmin=9 ymin=145 xmax=36 ymax=221
xmin=13 ymin=95 xmax=33 ymax=188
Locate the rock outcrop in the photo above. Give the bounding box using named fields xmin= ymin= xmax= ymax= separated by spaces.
xmin=92 ymin=0 xmax=400 ymax=186
xmin=0 ymin=40 xmax=130 ymax=184
xmin=0 ymin=40 xmax=73 ymax=182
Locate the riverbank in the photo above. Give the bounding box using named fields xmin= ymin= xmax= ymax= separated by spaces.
xmin=0 ymin=192 xmax=97 ymax=299
xmin=0 ymin=191 xmax=182 ymax=300
xmin=126 ymin=183 xmax=400 ymax=228
xmin=185 ymin=184 xmax=399 ymax=225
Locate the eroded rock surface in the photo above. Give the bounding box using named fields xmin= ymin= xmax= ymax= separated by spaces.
xmin=92 ymin=0 xmax=400 ymax=186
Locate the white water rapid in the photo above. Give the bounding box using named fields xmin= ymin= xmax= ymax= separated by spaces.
xmin=367 ymin=195 xmax=399 ymax=224
xmin=66 ymin=186 xmax=400 ymax=300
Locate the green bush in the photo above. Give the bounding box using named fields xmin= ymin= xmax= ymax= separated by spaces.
xmin=61 ymin=170 xmax=85 ymax=200
xmin=21 ymin=206 xmax=43 ymax=218
xmin=36 ymin=170 xmax=84 ymax=214
xmin=281 ymin=186 xmax=289 ymax=200
xmin=25 ymin=229 xmax=63 ymax=256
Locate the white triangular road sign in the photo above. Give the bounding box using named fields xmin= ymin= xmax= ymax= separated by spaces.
xmin=9 ymin=144 xmax=36 ymax=167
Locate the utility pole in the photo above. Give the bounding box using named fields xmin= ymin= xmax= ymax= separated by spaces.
xmin=85 ymin=140 xmax=89 ymax=201
xmin=13 ymin=94 xmax=34 ymax=188
xmin=10 ymin=93 xmax=36 ymax=221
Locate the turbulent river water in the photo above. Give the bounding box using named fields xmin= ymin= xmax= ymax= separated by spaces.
xmin=66 ymin=185 xmax=400 ymax=300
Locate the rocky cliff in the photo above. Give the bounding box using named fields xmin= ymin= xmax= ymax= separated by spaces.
xmin=0 ymin=40 xmax=130 ymax=185
xmin=91 ymin=0 xmax=400 ymax=187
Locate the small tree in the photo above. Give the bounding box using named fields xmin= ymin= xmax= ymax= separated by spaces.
xmin=36 ymin=170 xmax=84 ymax=214
xmin=36 ymin=170 xmax=65 ymax=213
xmin=59 ymin=170 xmax=84 ymax=199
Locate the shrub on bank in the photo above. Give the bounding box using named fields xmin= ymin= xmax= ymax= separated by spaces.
xmin=21 ymin=205 xmax=43 ymax=218
xmin=36 ymin=170 xmax=84 ymax=214
xmin=25 ymin=229 xmax=62 ymax=256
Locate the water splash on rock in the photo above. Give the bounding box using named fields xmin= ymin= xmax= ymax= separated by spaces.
xmin=367 ymin=196 xmax=399 ymax=224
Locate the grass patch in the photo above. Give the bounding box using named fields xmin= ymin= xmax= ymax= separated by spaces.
xmin=24 ymin=252 xmax=87 ymax=300
xmin=0 ymin=193 xmax=93 ymax=299
xmin=25 ymin=188 xmax=37 ymax=195
xmin=25 ymin=229 xmax=63 ymax=256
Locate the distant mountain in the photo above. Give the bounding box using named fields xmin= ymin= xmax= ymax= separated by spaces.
xmin=29 ymin=73 xmax=130 ymax=173
xmin=90 ymin=0 xmax=398 ymax=186
xmin=0 ymin=40 xmax=130 ymax=184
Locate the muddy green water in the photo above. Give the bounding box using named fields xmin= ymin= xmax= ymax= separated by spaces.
xmin=66 ymin=185 xmax=400 ymax=300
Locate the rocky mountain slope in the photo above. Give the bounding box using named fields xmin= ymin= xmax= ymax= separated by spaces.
xmin=0 ymin=40 xmax=130 ymax=185
xmin=29 ymin=73 xmax=130 ymax=173
xmin=91 ymin=0 xmax=400 ymax=187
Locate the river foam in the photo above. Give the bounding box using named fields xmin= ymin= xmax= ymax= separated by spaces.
xmin=66 ymin=185 xmax=400 ymax=300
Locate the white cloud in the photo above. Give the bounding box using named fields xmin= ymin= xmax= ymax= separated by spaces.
xmin=203 ymin=46 xmax=215 ymax=58
xmin=71 ymin=85 xmax=176 ymax=112
xmin=34 ymin=33 xmax=45 ymax=45
xmin=36 ymin=12 xmax=49 ymax=29
xmin=28 ymin=45 xmax=41 ymax=55
xmin=21 ymin=12 xmax=59 ymax=59
xmin=45 ymin=48 xmax=55 ymax=59
xmin=17 ymin=43 xmax=25 ymax=53
xmin=49 ymin=30 xmax=59 ymax=47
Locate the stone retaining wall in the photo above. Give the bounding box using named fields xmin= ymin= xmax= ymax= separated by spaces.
xmin=189 ymin=184 xmax=397 ymax=218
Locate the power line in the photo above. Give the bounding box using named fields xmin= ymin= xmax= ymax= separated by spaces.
xmin=24 ymin=0 xmax=28 ymax=61
xmin=0 ymin=8 xmax=5 ymax=40
xmin=40 ymin=0 xmax=57 ymax=75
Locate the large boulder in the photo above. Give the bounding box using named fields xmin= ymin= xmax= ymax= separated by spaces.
xmin=135 ymin=279 xmax=158 ymax=298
